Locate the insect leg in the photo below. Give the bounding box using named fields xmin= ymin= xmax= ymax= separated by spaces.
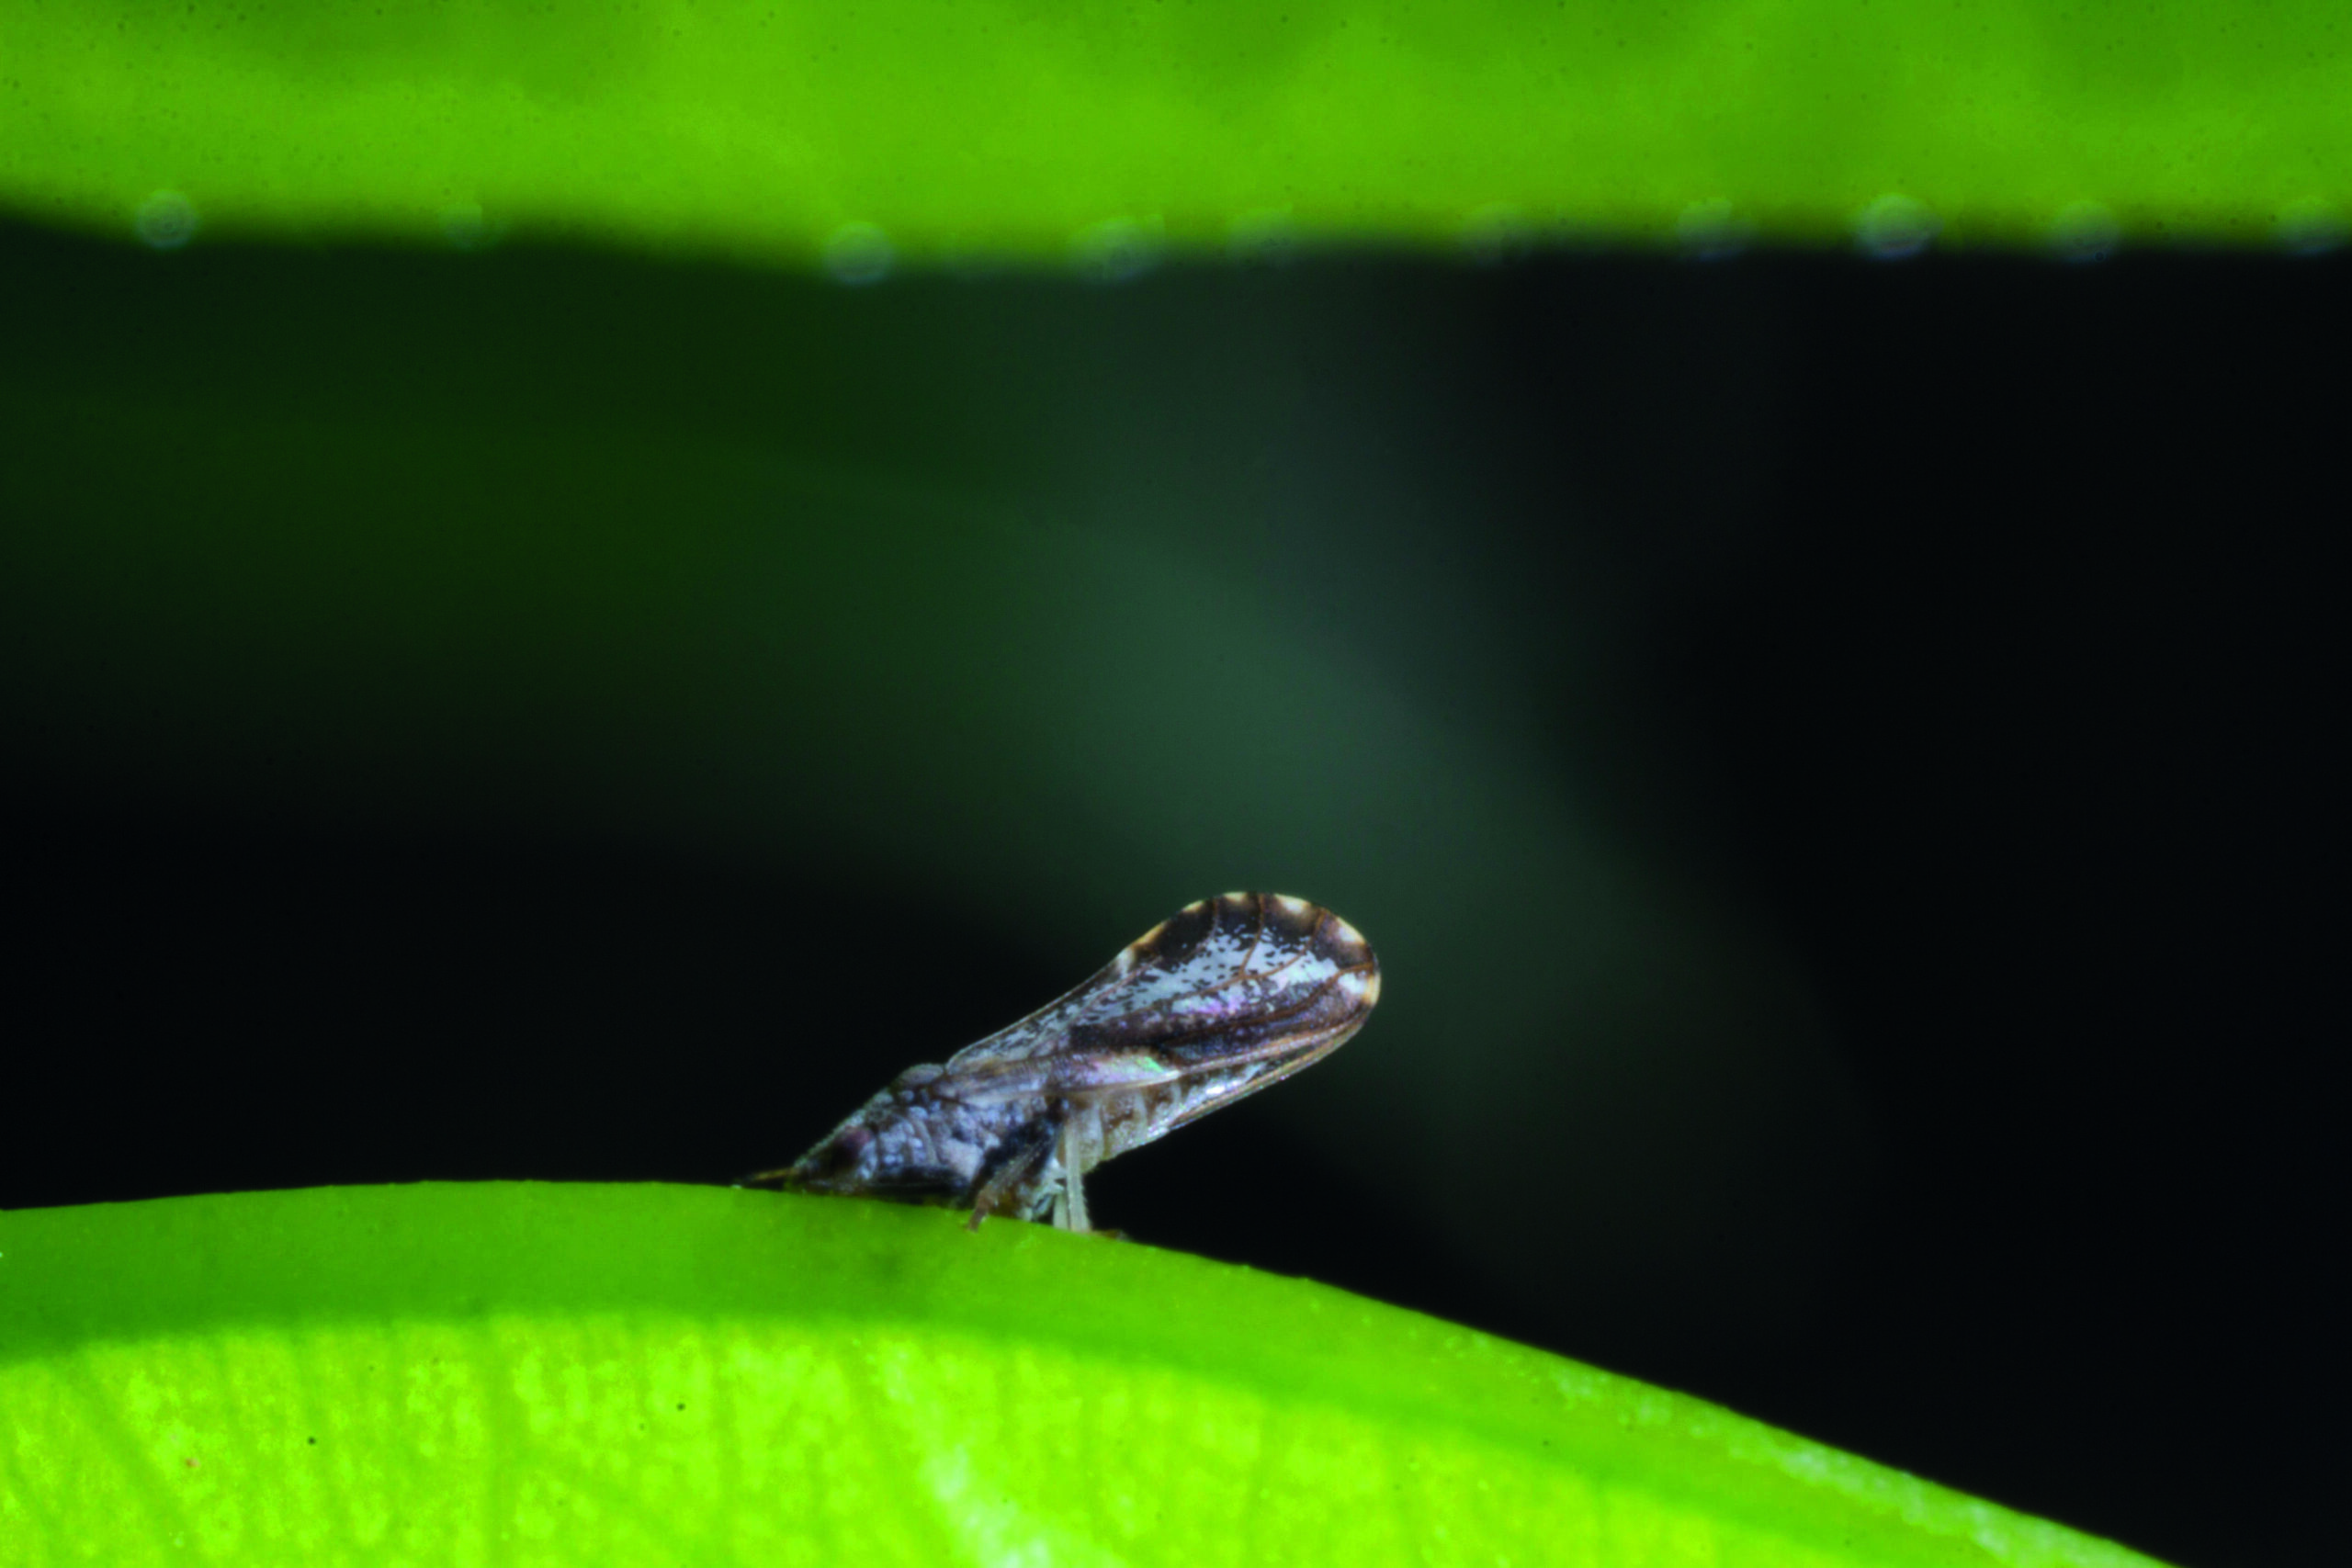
xmin=1055 ymin=1132 xmax=1090 ymax=1233
xmin=964 ymin=1122 xmax=1055 ymax=1232
xmin=1053 ymin=1100 xmax=1113 ymax=1233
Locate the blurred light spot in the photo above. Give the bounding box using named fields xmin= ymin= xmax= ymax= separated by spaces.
xmin=1458 ymin=205 xmax=1535 ymax=266
xmin=1852 ymin=194 xmax=1939 ymax=260
xmin=823 ymin=221 xmax=895 ymax=286
xmin=1072 ymin=217 xmax=1162 ymax=283
xmin=2275 ymin=199 xmax=2347 ymax=256
xmin=134 ymin=191 xmax=198 ymax=251
xmin=439 ymin=203 xmax=489 ymax=251
xmin=2050 ymin=202 xmax=2120 ymax=263
xmin=1226 ymin=209 xmax=1298 ymax=269
xmin=1674 ymin=198 xmax=1749 ymax=261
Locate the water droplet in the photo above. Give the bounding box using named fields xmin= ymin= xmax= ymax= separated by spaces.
xmin=1227 ymin=208 xmax=1298 ymax=268
xmin=439 ymin=203 xmax=489 ymax=251
xmin=1072 ymin=217 xmax=1162 ymax=283
xmin=1674 ymin=197 xmax=1749 ymax=261
xmin=823 ymin=221 xmax=895 ymax=285
xmin=1853 ymin=194 xmax=1939 ymax=260
xmin=134 ymin=190 xmax=198 ymax=251
xmin=2275 ymin=198 xmax=2346 ymax=256
xmin=1459 ymin=204 xmax=1533 ymax=266
xmin=2049 ymin=202 xmax=2120 ymax=264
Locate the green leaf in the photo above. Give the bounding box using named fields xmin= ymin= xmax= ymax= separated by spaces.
xmin=3 ymin=1183 xmax=2165 ymax=1566
xmin=2 ymin=0 xmax=2346 ymax=258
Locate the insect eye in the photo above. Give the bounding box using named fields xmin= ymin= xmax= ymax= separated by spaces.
xmin=824 ymin=1127 xmax=874 ymax=1169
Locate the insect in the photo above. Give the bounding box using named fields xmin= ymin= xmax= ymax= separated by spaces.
xmin=748 ymin=892 xmax=1380 ymax=1232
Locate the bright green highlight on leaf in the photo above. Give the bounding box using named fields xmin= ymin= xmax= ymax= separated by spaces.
xmin=0 ymin=0 xmax=2346 ymax=262
xmin=3 ymin=1183 xmax=2165 ymax=1566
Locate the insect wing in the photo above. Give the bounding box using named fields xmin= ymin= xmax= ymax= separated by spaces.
xmin=941 ymin=892 xmax=1379 ymax=1103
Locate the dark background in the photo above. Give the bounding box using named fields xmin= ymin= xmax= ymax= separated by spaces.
xmin=4 ymin=217 xmax=2339 ymax=1568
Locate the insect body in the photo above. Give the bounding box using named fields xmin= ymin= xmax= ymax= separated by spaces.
xmin=750 ymin=892 xmax=1380 ymax=1232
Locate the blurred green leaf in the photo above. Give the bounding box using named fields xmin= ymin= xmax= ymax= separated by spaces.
xmin=1 ymin=0 xmax=2345 ymax=258
xmin=3 ymin=1183 xmax=2164 ymax=1566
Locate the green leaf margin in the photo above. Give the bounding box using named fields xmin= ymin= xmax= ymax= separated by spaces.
xmin=3 ymin=1183 xmax=2168 ymax=1566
